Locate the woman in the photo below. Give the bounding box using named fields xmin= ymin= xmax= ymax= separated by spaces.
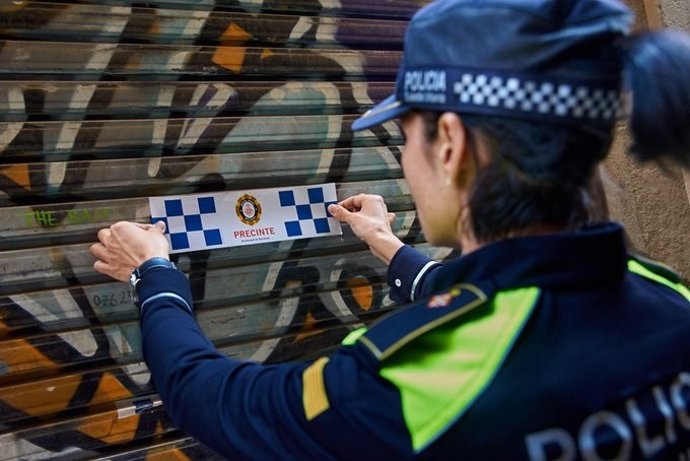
xmin=91 ymin=0 xmax=690 ymax=459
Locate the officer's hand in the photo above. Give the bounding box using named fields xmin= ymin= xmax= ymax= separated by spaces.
xmin=90 ymin=221 xmax=170 ymax=282
xmin=328 ymin=194 xmax=404 ymax=265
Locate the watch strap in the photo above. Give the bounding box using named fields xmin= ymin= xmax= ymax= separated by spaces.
xmin=130 ymin=257 xmax=176 ymax=288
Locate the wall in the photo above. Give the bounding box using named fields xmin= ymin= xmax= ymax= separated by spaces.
xmin=0 ymin=1 xmax=451 ymax=459
xmin=602 ymin=0 xmax=690 ymax=282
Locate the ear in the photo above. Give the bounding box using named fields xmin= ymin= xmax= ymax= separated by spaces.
xmin=435 ymin=112 xmax=471 ymax=186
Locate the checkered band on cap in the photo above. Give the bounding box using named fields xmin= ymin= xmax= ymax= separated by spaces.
xmin=451 ymin=73 xmax=622 ymax=122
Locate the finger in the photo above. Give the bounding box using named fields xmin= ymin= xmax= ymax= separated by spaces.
xmin=353 ymin=193 xmax=384 ymax=210
xmin=94 ymin=259 xmax=130 ymax=283
xmin=97 ymin=227 xmax=111 ymax=245
xmin=387 ymin=212 xmax=396 ymax=225
xmin=93 ymin=259 xmax=113 ymax=276
xmin=89 ymin=243 xmax=112 ymax=262
xmin=111 ymin=220 xmax=136 ymax=234
xmin=338 ymin=194 xmax=366 ymax=212
xmin=337 ymin=196 xmax=357 ymax=211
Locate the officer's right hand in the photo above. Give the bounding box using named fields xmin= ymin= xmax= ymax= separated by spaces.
xmin=328 ymin=194 xmax=404 ymax=265
xmin=90 ymin=220 xmax=170 ymax=282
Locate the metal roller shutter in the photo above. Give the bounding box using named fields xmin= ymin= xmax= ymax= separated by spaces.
xmin=0 ymin=1 xmax=460 ymax=458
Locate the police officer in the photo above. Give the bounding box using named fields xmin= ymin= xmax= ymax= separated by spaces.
xmin=91 ymin=0 xmax=690 ymax=459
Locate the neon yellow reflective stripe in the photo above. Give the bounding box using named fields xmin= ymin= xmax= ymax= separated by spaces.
xmin=628 ymin=260 xmax=690 ymax=301
xmin=380 ymin=287 xmax=539 ymax=451
xmin=341 ymin=327 xmax=367 ymax=346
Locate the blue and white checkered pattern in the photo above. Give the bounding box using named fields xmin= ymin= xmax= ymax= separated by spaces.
xmin=452 ymin=73 xmax=621 ymax=121
xmin=152 ymin=196 xmax=223 ymax=251
xmin=279 ymin=187 xmax=338 ymax=237
xmin=149 ymin=184 xmax=341 ymax=253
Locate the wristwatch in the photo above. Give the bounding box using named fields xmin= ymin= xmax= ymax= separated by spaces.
xmin=130 ymin=257 xmax=176 ymax=288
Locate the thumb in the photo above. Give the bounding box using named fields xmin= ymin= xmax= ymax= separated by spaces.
xmin=152 ymin=220 xmax=167 ymax=233
xmin=328 ymin=204 xmax=353 ymax=223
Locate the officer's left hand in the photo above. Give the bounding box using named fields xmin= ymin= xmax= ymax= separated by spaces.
xmin=328 ymin=194 xmax=403 ymax=265
xmin=90 ymin=221 xmax=169 ymax=282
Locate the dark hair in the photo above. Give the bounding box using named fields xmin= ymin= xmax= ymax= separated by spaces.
xmin=623 ymin=30 xmax=690 ymax=168
xmin=418 ymin=111 xmax=611 ymax=241
xmin=417 ymin=29 xmax=690 ymax=243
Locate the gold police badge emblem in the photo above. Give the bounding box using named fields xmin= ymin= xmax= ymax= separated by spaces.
xmin=236 ymin=194 xmax=262 ymax=226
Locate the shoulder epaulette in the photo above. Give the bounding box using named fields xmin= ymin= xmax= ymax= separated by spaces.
xmin=628 ymin=253 xmax=682 ymax=284
xmin=357 ymin=282 xmax=492 ymax=361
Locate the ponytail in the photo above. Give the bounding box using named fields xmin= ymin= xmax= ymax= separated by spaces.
xmin=623 ymin=30 xmax=690 ymax=168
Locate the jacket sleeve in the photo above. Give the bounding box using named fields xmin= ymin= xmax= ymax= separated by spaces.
xmin=137 ymin=267 xmax=413 ymax=460
xmin=387 ymin=245 xmax=444 ymax=304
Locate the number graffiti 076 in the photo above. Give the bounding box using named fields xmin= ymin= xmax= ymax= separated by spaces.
xmin=92 ymin=289 xmax=135 ymax=308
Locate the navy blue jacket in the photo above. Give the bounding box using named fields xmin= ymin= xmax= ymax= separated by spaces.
xmin=137 ymin=222 xmax=690 ymax=460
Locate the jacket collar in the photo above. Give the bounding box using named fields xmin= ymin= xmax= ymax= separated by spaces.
xmin=430 ymin=222 xmax=628 ymax=293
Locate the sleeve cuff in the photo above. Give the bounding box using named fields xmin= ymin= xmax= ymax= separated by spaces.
xmin=387 ymin=245 xmax=440 ymax=303
xmin=135 ymin=267 xmax=193 ymax=314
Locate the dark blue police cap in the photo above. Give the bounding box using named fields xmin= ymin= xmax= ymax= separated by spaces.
xmin=353 ymin=0 xmax=634 ymax=131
